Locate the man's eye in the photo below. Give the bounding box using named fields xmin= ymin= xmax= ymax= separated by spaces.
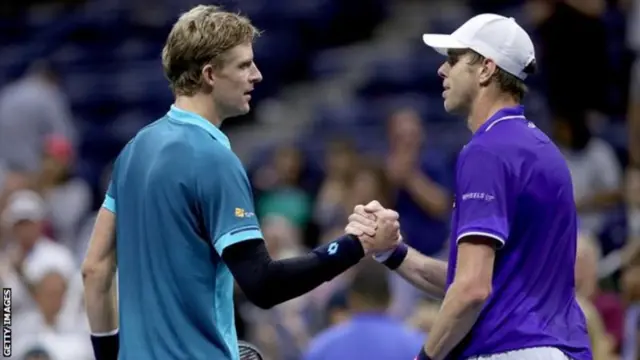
xmin=447 ymin=57 xmax=458 ymax=66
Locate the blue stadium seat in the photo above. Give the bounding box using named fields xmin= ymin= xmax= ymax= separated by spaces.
xmin=426 ymin=9 xmax=471 ymax=34
xmin=357 ymin=50 xmax=443 ymax=98
xmin=114 ymin=39 xmax=160 ymax=61
xmin=308 ymin=47 xmax=353 ymax=79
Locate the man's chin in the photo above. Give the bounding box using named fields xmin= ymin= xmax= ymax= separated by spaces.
xmin=225 ymin=105 xmax=251 ymax=119
xmin=239 ymin=104 xmax=251 ymax=115
xmin=443 ymin=100 xmax=465 ymax=116
xmin=443 ymin=99 xmax=456 ymax=114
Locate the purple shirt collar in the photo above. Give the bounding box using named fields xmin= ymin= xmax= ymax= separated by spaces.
xmin=474 ymin=105 xmax=527 ymax=138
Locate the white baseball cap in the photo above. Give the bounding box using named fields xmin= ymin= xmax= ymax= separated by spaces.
xmin=2 ymin=190 xmax=46 ymax=226
xmin=422 ymin=13 xmax=536 ymax=80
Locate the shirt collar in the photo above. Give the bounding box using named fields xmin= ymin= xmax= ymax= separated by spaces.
xmin=166 ymin=105 xmax=231 ymax=149
xmin=474 ymin=105 xmax=527 ymax=137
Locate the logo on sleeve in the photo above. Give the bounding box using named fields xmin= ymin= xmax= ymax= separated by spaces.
xmin=235 ymin=208 xmax=254 ymax=218
xmin=461 ymin=192 xmax=495 ymax=202
xmin=327 ymin=242 xmax=339 ymax=255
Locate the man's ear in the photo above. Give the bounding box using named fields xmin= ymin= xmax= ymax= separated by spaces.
xmin=478 ymin=59 xmax=497 ymax=86
xmin=202 ymin=64 xmax=216 ymax=88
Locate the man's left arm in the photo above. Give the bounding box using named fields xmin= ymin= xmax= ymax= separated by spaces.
xmin=419 ymin=147 xmax=509 ymax=360
xmin=82 ymin=181 xmax=119 ymax=360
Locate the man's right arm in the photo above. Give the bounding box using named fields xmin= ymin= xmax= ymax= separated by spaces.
xmin=222 ymin=237 xmax=364 ymax=309
xmin=196 ymin=148 xmax=399 ymax=309
xmin=352 ymin=201 xmax=448 ymax=299
xmin=393 ymin=247 xmax=447 ymax=299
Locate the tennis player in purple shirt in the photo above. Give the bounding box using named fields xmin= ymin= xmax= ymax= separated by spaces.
xmin=346 ymin=13 xmax=593 ymax=360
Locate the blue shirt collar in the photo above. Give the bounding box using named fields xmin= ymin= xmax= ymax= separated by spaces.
xmin=474 ymin=105 xmax=526 ymax=137
xmin=166 ymin=105 xmax=231 ymax=149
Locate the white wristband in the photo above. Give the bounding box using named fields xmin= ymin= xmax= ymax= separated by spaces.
xmin=91 ymin=328 xmax=119 ymax=337
xmin=373 ymin=248 xmax=396 ymax=263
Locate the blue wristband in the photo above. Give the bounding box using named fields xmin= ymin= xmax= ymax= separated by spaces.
xmin=415 ymin=347 xmax=432 ymax=360
xmin=382 ymin=242 xmax=408 ymax=270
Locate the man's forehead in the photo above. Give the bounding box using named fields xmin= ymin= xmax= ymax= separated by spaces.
xmin=223 ymin=43 xmax=254 ymax=63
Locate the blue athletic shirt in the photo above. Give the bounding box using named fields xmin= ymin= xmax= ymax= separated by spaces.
xmin=103 ymin=105 xmax=263 ymax=360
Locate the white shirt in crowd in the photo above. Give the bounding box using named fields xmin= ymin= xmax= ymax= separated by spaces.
xmin=563 ymin=138 xmax=623 ymax=235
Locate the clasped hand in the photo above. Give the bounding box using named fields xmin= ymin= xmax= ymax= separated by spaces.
xmin=345 ymin=200 xmax=401 ymax=255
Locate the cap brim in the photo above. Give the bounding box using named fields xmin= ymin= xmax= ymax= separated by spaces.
xmin=422 ymin=34 xmax=467 ymax=55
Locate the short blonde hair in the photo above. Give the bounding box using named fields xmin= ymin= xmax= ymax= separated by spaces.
xmin=161 ymin=5 xmax=259 ymax=96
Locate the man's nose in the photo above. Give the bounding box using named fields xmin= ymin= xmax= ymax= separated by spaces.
xmin=251 ymin=65 xmax=263 ymax=83
xmin=437 ymin=63 xmax=448 ymax=79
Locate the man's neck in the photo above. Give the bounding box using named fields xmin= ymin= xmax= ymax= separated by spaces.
xmin=174 ymin=94 xmax=223 ymax=128
xmin=467 ymin=92 xmax=519 ymax=133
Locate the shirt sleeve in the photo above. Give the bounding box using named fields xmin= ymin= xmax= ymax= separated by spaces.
xmin=454 ymin=146 xmax=512 ymax=248
xmin=196 ymin=147 xmax=263 ymax=256
xmin=102 ymin=180 xmax=116 ymax=214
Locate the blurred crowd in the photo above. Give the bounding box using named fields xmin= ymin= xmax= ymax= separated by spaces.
xmin=1 ymin=0 xmax=640 ymax=359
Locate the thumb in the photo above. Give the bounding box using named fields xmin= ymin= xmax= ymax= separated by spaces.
xmin=378 ymin=209 xmax=399 ymax=221
xmin=364 ymin=200 xmax=384 ymax=213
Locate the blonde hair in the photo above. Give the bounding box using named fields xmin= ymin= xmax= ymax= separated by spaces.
xmin=161 ymin=5 xmax=259 ymax=96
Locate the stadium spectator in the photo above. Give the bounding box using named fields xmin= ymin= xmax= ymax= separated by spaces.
xmin=254 ymin=145 xmax=313 ymax=228
xmin=13 ymin=267 xmax=91 ymax=360
xmin=621 ymin=252 xmax=640 ymax=359
xmin=302 ymin=260 xmax=424 ymax=360
xmin=0 ymin=190 xmax=77 ymax=318
xmin=384 ymin=108 xmax=451 ymax=320
xmin=324 ymin=291 xmax=349 ymax=327
xmin=314 ymin=138 xmax=359 ymax=232
xmin=386 ymin=108 xmax=451 ymax=257
xmin=33 ymin=134 xmax=91 ymax=249
xmin=552 ymin=107 xmax=624 ymax=235
xmin=0 ymin=62 xmax=76 ymax=173
xmin=576 ymin=296 xmax=618 ymax=360
xmin=576 ymin=232 xmax=625 ymax=353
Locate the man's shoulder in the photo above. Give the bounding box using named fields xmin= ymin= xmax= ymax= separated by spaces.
xmin=466 ymin=120 xmax=561 ymax=164
xmin=124 ymin=117 xmax=235 ymax=166
xmin=457 ymin=141 xmax=503 ymax=165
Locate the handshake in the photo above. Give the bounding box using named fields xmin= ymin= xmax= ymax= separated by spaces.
xmin=345 ymin=200 xmax=402 ymax=257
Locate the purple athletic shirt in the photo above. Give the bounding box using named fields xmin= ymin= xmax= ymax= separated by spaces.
xmin=445 ymin=105 xmax=592 ymax=360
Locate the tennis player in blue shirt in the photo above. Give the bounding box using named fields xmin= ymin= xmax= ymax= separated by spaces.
xmin=80 ymin=5 xmax=400 ymax=360
xmin=348 ymin=13 xmax=593 ymax=360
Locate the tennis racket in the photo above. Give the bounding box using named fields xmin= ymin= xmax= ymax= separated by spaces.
xmin=238 ymin=340 xmax=264 ymax=360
